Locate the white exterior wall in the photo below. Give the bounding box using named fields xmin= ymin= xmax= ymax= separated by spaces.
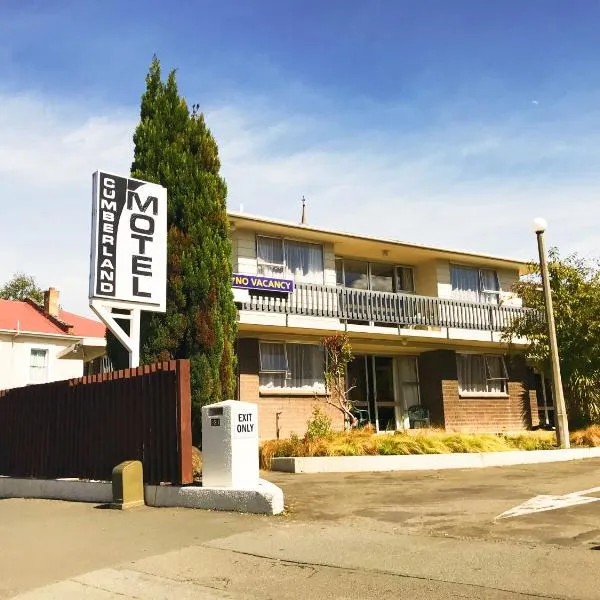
xmin=233 ymin=229 xmax=258 ymax=275
xmin=497 ymin=268 xmax=522 ymax=307
xmin=0 ymin=334 xmax=84 ymax=391
xmin=323 ymin=242 xmax=336 ymax=285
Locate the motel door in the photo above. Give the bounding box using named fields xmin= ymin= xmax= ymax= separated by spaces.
xmin=347 ymin=355 xmax=401 ymax=431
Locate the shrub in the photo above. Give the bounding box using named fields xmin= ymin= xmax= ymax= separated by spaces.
xmin=571 ymin=424 xmax=600 ymax=447
xmin=305 ymin=405 xmax=333 ymax=440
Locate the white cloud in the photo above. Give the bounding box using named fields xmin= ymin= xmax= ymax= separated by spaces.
xmin=1 ymin=90 xmax=598 ymax=317
xmin=0 ymin=93 xmax=135 ymax=317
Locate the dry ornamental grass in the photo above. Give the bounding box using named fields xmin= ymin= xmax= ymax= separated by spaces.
xmin=259 ymin=426 xmax=600 ymax=470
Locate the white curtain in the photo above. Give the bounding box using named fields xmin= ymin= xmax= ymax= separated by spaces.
xmin=457 ymin=354 xmax=487 ymax=393
xmin=451 ymin=266 xmax=480 ymax=302
xmin=286 ymin=344 xmax=325 ymax=388
xmin=284 ymin=241 xmax=323 ymax=284
xmin=457 ymin=354 xmax=507 ymax=393
xmin=396 ymin=267 xmax=415 ymax=293
xmin=259 ymin=343 xmax=325 ymax=390
xmin=398 ymin=357 xmax=420 ymax=408
xmin=479 ymin=269 xmax=500 ymax=304
xmin=398 ymin=356 xmax=418 ymax=383
xmin=485 ymin=355 xmax=506 ymax=393
xmin=259 ymin=342 xmax=286 ymax=371
xmin=256 ymin=237 xmax=284 ymax=277
xmin=29 ymin=349 xmax=48 ymax=383
xmin=451 ymin=266 xmax=500 ymax=304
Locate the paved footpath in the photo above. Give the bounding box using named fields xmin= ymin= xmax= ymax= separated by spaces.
xmin=5 ymin=459 xmax=600 ymax=599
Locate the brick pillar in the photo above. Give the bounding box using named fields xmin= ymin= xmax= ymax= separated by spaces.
xmin=417 ymin=350 xmax=457 ymax=427
xmin=507 ymin=354 xmax=540 ymax=429
xmin=238 ymin=338 xmax=260 ymax=403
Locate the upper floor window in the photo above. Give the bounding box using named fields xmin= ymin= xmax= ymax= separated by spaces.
xmin=30 ymin=349 xmax=48 ymax=384
xmin=335 ymin=259 xmax=414 ymax=294
xmin=256 ymin=236 xmax=324 ymax=284
xmin=450 ymin=265 xmax=499 ymax=304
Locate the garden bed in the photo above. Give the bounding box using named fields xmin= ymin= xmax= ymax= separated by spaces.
xmin=260 ymin=426 xmax=600 ymax=470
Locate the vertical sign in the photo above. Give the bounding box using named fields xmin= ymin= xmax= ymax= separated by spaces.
xmin=89 ymin=171 xmax=167 ymax=311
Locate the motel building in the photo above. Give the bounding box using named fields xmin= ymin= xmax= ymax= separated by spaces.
xmin=228 ymin=211 xmax=550 ymax=441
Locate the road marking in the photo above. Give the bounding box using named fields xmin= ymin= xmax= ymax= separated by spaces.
xmin=496 ymin=486 xmax=600 ymax=520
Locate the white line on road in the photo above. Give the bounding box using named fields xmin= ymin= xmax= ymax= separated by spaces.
xmin=496 ymin=486 xmax=600 ymax=520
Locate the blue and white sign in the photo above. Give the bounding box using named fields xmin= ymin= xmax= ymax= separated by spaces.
xmin=232 ymin=273 xmax=294 ymax=293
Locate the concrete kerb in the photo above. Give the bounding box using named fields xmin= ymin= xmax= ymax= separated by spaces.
xmin=0 ymin=476 xmax=284 ymax=515
xmin=271 ymin=447 xmax=600 ymax=474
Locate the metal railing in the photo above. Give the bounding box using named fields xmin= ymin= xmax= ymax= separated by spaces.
xmin=240 ymin=282 xmax=533 ymax=332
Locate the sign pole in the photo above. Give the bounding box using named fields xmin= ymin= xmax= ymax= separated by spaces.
xmin=90 ymin=301 xmax=142 ymax=369
xmin=129 ymin=307 xmax=141 ymax=368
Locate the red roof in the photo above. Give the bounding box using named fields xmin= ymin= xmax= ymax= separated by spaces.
xmin=60 ymin=310 xmax=106 ymax=338
xmin=0 ymin=299 xmax=105 ymax=338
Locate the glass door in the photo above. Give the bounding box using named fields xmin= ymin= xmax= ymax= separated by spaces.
xmin=373 ymin=357 xmax=398 ymax=431
xmin=397 ymin=356 xmax=420 ymax=410
xmin=347 ymin=355 xmax=374 ymax=425
xmin=347 ymin=355 xmax=409 ymax=431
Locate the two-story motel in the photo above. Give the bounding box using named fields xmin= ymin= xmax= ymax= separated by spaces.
xmin=229 ymin=211 xmax=544 ymax=440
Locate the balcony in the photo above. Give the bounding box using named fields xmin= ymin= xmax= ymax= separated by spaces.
xmin=239 ymin=282 xmax=533 ymax=332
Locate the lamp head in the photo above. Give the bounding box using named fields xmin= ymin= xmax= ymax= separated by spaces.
xmin=532 ymin=217 xmax=547 ymax=234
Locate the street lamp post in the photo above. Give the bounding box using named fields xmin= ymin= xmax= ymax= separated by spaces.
xmin=532 ymin=218 xmax=570 ymax=449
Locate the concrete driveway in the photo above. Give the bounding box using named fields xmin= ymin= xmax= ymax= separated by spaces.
xmin=3 ymin=459 xmax=600 ymax=599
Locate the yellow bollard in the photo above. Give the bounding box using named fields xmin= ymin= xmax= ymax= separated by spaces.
xmin=112 ymin=460 xmax=144 ymax=509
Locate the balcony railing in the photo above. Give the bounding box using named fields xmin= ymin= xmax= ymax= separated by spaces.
xmin=239 ymin=282 xmax=534 ymax=332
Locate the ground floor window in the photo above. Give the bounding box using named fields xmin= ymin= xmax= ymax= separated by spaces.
xmin=457 ymin=354 xmax=508 ymax=394
xmin=259 ymin=342 xmax=325 ymax=393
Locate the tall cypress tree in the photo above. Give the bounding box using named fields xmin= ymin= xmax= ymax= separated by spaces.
xmin=116 ymin=56 xmax=237 ymax=439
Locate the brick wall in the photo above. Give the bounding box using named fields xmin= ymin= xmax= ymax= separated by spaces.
xmin=442 ymin=353 xmax=538 ymax=433
xmin=237 ymin=337 xmax=344 ymax=440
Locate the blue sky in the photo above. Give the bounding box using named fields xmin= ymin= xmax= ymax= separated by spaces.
xmin=1 ymin=1 xmax=600 ymax=315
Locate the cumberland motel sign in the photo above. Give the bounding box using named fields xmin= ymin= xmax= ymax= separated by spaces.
xmin=89 ymin=171 xmax=167 ymax=367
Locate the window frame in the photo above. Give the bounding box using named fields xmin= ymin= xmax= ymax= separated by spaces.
xmin=256 ymin=235 xmax=325 ymax=284
xmin=258 ymin=341 xmax=327 ymax=396
xmin=456 ymin=353 xmax=509 ymax=397
xmin=449 ymin=264 xmax=500 ymax=304
xmin=29 ymin=348 xmax=49 ymax=384
xmin=335 ymin=258 xmax=415 ymax=294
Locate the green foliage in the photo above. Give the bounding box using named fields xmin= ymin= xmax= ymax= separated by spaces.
xmin=305 ymin=405 xmax=333 ymax=440
xmin=0 ymin=272 xmax=44 ymax=304
xmin=503 ymin=248 xmax=600 ymax=425
xmin=109 ymin=56 xmax=237 ymax=440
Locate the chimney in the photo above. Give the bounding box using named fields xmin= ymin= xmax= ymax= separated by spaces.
xmin=44 ymin=288 xmax=60 ymax=318
xmin=300 ymin=196 xmax=307 ymax=224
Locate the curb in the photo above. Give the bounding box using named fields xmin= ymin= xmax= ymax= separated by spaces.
xmin=271 ymin=447 xmax=600 ymax=474
xmin=0 ymin=476 xmax=284 ymax=515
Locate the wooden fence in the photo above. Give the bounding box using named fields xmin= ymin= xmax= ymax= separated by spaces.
xmin=0 ymin=360 xmax=192 ymax=485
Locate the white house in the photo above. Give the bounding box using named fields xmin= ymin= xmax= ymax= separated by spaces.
xmin=0 ymin=288 xmax=106 ymax=390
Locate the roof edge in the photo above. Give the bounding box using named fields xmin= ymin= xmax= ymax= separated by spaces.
xmin=227 ymin=210 xmax=529 ymax=270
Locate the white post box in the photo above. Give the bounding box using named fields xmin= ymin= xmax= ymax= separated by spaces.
xmin=201 ymin=400 xmax=259 ymax=489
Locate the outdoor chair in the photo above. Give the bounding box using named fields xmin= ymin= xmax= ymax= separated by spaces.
xmin=407 ymin=405 xmax=430 ymax=429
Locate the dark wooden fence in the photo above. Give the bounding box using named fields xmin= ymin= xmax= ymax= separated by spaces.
xmin=0 ymin=360 xmax=192 ymax=485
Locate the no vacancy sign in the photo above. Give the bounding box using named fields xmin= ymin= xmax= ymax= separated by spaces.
xmin=89 ymin=171 xmax=167 ymax=312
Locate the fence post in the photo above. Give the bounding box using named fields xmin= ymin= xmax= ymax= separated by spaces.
xmin=176 ymin=359 xmax=193 ymax=484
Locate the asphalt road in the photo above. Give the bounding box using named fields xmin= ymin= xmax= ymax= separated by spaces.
xmin=4 ymin=459 xmax=600 ymax=599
